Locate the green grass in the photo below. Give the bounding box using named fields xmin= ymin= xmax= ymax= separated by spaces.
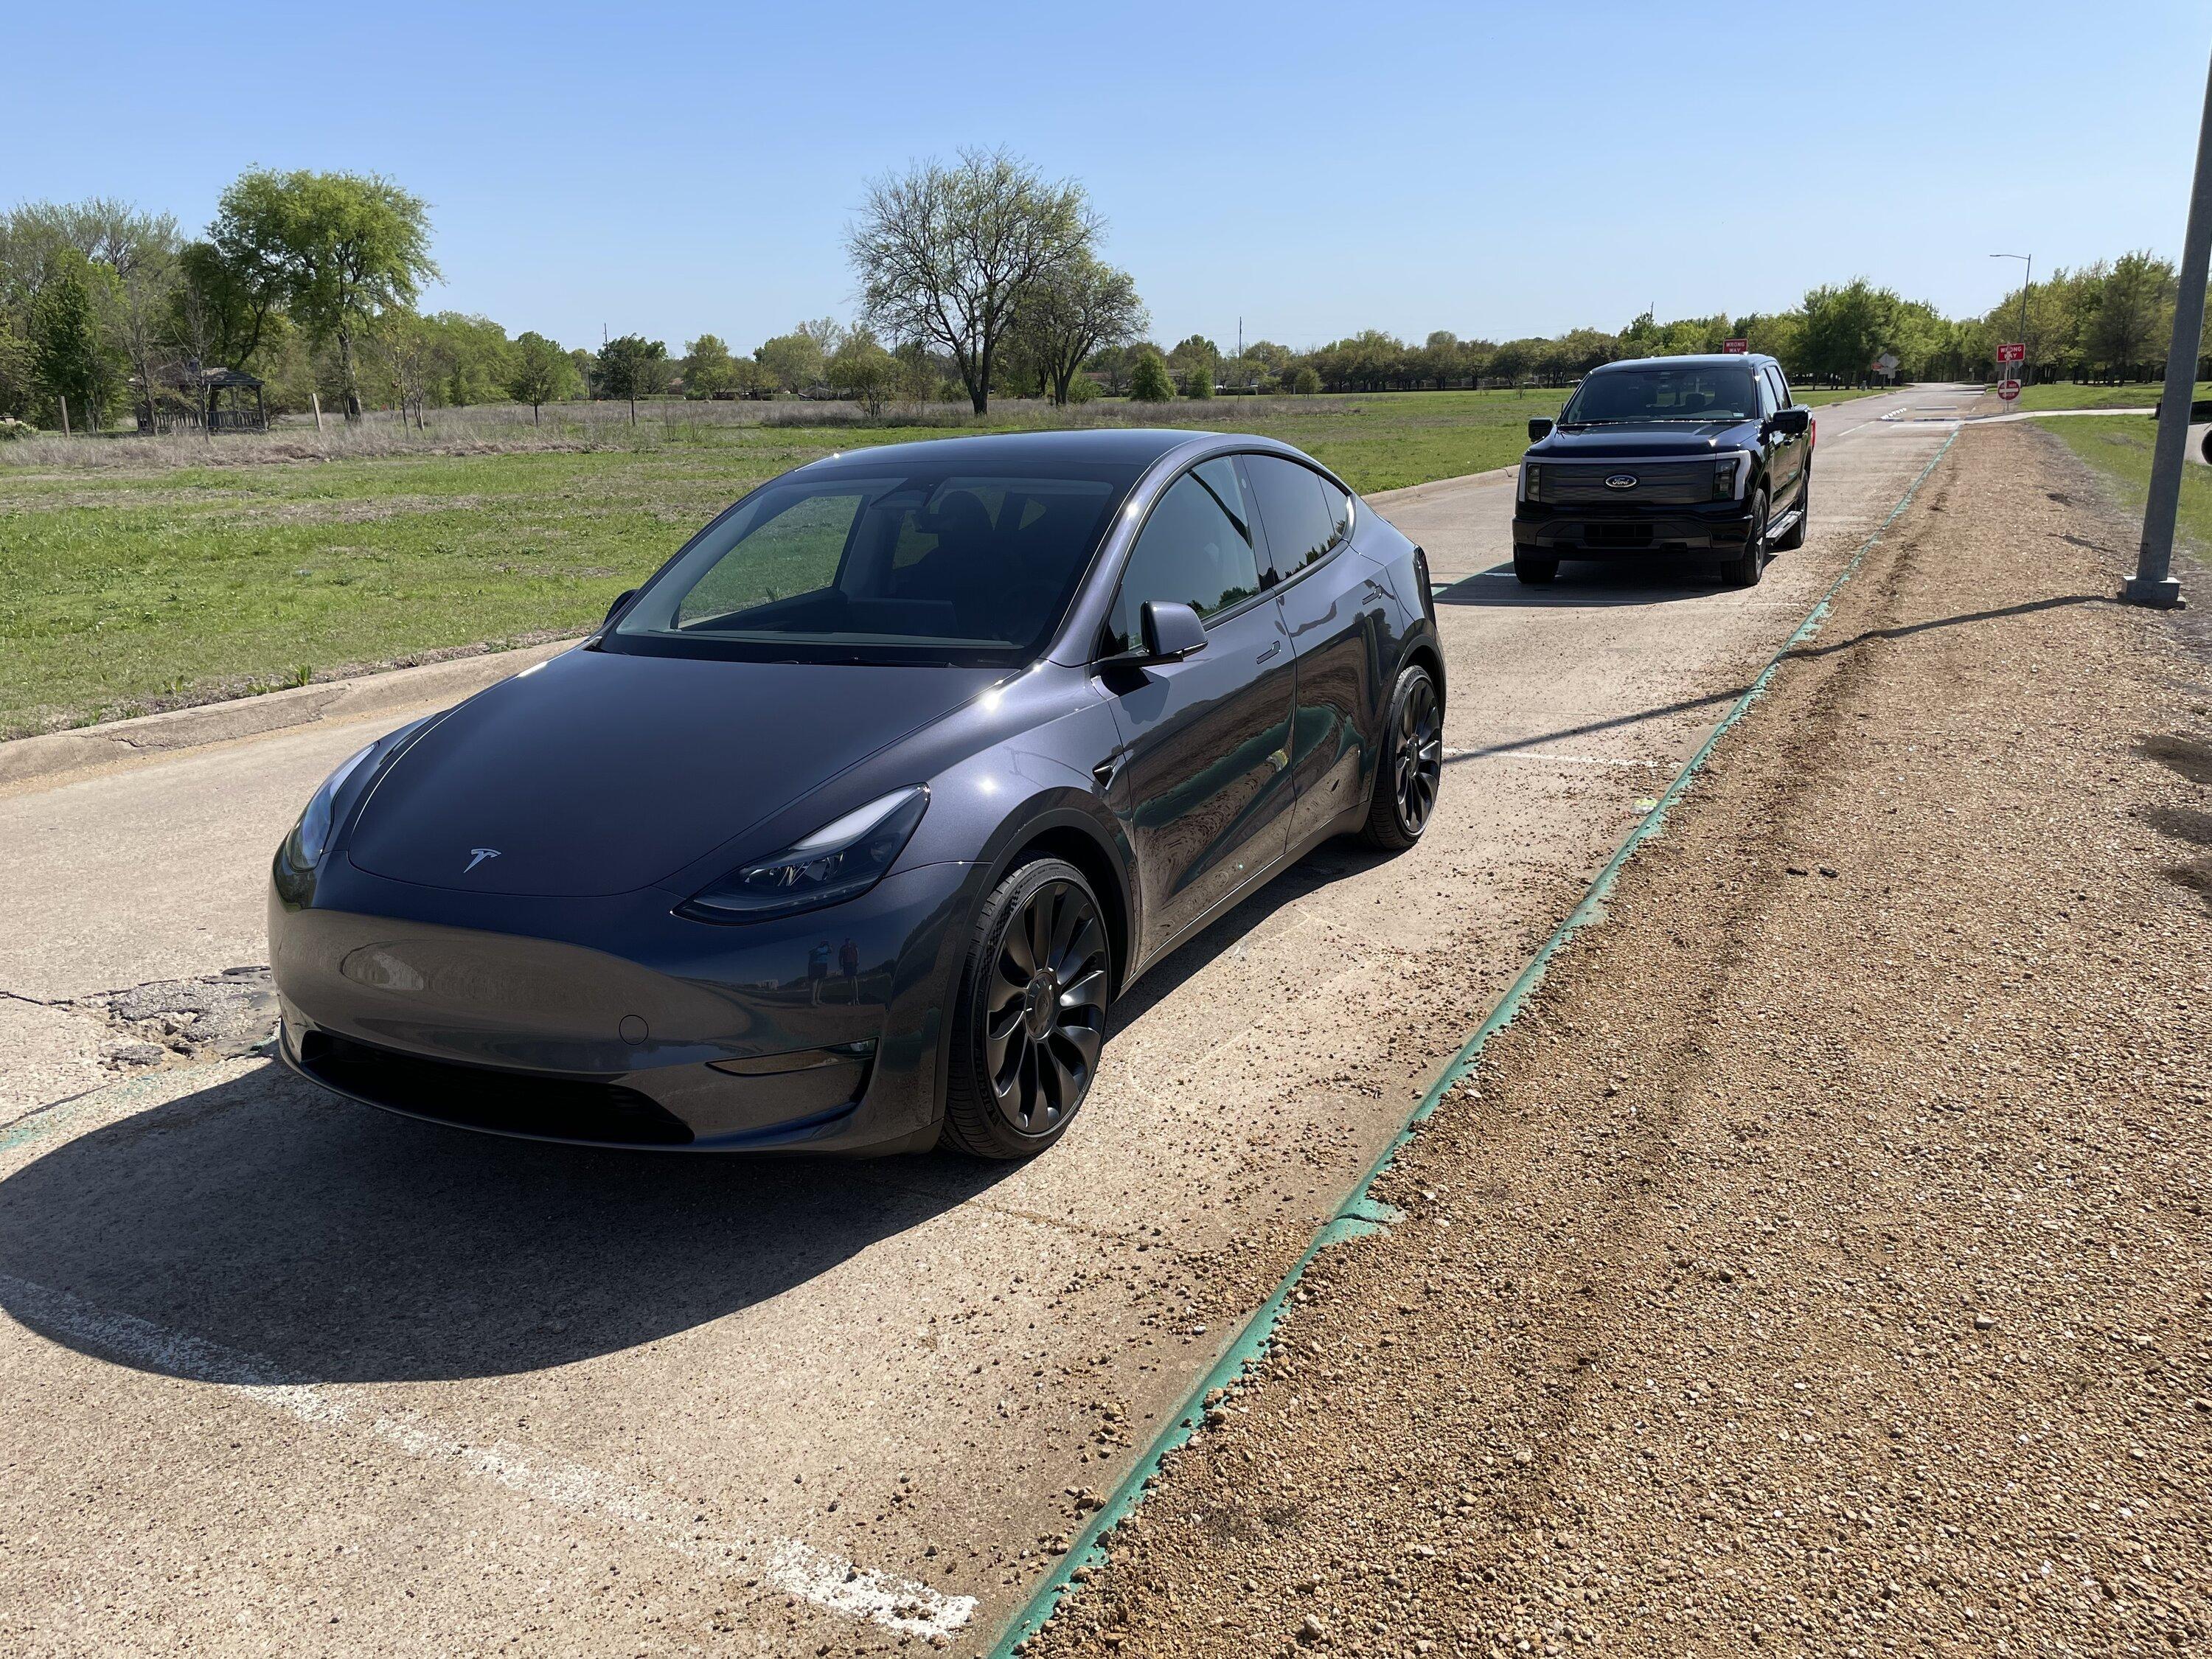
xmin=1792 ymin=387 xmax=1886 ymax=408
xmin=2042 ymin=416 xmax=2212 ymax=567
xmin=0 ymin=389 xmax=1568 ymax=738
xmin=2002 ymin=380 xmax=2207 ymax=412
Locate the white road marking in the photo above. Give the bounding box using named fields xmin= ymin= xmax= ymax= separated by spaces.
xmin=1445 ymin=748 xmax=1662 ymax=768
xmin=0 ymin=1270 xmax=975 ymax=1641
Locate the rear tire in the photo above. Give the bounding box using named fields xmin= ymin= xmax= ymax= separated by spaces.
xmin=1514 ymin=551 xmax=1558 ymax=585
xmin=940 ymin=858 xmax=1110 ymax=1160
xmin=1722 ymin=491 xmax=1769 ymax=588
xmin=1359 ymin=662 xmax=1444 ymax=852
xmin=1773 ymin=472 xmax=1809 ymax=551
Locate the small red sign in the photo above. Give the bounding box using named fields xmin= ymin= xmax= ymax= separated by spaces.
xmin=1997 ymin=378 xmax=2023 ymax=402
xmin=1722 ymin=338 xmax=1749 ymax=354
xmin=1997 ymin=342 xmax=2025 ymax=364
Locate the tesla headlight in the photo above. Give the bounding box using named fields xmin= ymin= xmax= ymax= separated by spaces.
xmin=279 ymin=717 xmax=431 ymax=874
xmin=281 ymin=742 xmax=376 ymax=871
xmin=681 ymin=786 xmax=929 ymax=922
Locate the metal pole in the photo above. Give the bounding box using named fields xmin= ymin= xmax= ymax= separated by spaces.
xmin=2131 ymin=45 xmax=2212 ymax=608
xmin=2019 ymin=256 xmax=2031 ymax=384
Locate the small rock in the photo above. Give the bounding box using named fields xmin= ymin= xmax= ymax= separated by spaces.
xmin=1298 ymin=1612 xmax=1329 ymax=1644
xmin=106 ymin=1041 xmax=166 ymax=1068
xmin=1972 ymin=1314 xmax=1996 ymax=1332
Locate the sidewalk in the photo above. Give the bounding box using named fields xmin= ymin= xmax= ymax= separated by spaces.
xmin=1022 ymin=421 xmax=2211 ymax=1658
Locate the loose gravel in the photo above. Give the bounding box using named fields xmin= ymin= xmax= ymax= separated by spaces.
xmin=1020 ymin=422 xmax=2211 ymax=1658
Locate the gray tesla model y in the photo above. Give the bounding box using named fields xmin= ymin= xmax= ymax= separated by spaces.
xmin=269 ymin=429 xmax=1445 ymax=1158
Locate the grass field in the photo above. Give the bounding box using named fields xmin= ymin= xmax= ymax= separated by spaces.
xmin=2001 ymin=381 xmax=2207 ymax=412
xmin=0 ymin=389 xmax=1572 ymax=739
xmin=2042 ymin=415 xmax=2212 ymax=563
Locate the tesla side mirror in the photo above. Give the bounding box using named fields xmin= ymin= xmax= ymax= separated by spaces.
xmin=1527 ymin=417 xmax=1554 ymax=442
xmin=1767 ymin=408 xmax=1811 ymax=437
xmin=601 ymin=588 xmax=638 ymax=627
xmin=1138 ymin=600 xmax=1207 ymax=664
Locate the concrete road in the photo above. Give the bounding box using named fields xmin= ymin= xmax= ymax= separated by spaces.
xmin=0 ymin=388 xmax=1968 ymax=1655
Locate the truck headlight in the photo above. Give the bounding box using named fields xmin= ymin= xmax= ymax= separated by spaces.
xmin=1712 ymin=457 xmax=1740 ymax=501
xmin=1522 ymin=464 xmax=1542 ymax=504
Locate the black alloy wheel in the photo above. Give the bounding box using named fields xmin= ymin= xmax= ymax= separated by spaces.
xmin=1360 ymin=663 xmax=1444 ymax=851
xmin=942 ymin=858 xmax=1110 ymax=1158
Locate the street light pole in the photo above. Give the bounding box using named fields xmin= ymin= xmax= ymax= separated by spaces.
xmin=1991 ymin=252 xmax=2032 ymax=384
xmin=2130 ymin=44 xmax=2212 ymax=609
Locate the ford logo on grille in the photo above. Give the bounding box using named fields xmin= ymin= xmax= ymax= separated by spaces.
xmin=1604 ymin=473 xmax=1639 ymax=490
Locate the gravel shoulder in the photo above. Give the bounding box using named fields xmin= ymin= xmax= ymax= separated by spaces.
xmin=1020 ymin=420 xmax=2212 ymax=1658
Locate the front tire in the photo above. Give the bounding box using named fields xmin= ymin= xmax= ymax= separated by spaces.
xmin=1723 ymin=491 xmax=1769 ymax=588
xmin=940 ymin=858 xmax=1110 ymax=1160
xmin=1360 ymin=662 xmax=1444 ymax=852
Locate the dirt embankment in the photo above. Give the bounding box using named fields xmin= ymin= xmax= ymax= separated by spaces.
xmin=1021 ymin=422 xmax=2211 ymax=1658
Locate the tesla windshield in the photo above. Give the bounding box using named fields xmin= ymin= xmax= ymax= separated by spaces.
xmin=1561 ymin=364 xmax=1759 ymax=424
xmin=605 ymin=464 xmax=1137 ymax=667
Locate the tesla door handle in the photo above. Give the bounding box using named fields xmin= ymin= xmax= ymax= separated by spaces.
xmin=1255 ymin=641 xmax=1282 ymax=664
xmin=1093 ymin=755 xmax=1124 ymax=790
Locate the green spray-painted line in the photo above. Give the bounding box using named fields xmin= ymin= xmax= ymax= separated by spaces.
xmin=987 ymin=431 xmax=1957 ymax=1658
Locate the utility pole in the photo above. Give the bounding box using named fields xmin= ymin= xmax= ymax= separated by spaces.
xmin=2130 ymin=44 xmax=2212 ymax=609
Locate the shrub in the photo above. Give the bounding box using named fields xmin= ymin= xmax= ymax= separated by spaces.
xmin=1065 ymin=372 xmax=1102 ymax=405
xmin=1181 ymin=364 xmax=1215 ymax=400
xmin=0 ymin=417 xmax=41 ymax=442
xmin=1290 ymin=366 xmax=1322 ymax=396
xmin=1128 ymin=352 xmax=1176 ymax=403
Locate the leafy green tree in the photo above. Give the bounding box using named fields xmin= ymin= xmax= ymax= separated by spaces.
xmin=423 ymin=312 xmax=512 ymax=406
xmin=2085 ymin=251 xmax=2175 ymax=381
xmin=506 ymin=330 xmax=577 ymax=422
xmin=754 ymin=330 xmax=825 ymax=393
xmin=1798 ymin=279 xmax=1899 ymax=385
xmin=827 ymin=328 xmax=899 ymax=415
xmin=29 ymin=250 xmax=119 ymax=428
xmin=849 ymin=147 xmax=1098 ymax=413
xmin=1011 ymin=255 xmax=1145 ymax=405
xmin=171 ymin=240 xmax=285 ymax=375
xmin=682 ymin=333 xmax=738 ymax=397
xmin=1288 ymin=364 xmax=1322 ymax=396
xmin=213 ymin=169 xmax=438 ymax=420
xmin=1180 ymin=361 xmax=1214 ymax=398
xmin=596 ymin=334 xmax=670 ymax=419
xmin=1128 ymin=349 xmax=1175 ymax=402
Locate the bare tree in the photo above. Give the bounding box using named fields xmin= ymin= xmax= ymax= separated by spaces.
xmin=365 ymin=313 xmax=448 ymax=429
xmin=1013 ymin=256 xmax=1145 ymax=406
xmin=847 ymin=148 xmax=1096 ymax=414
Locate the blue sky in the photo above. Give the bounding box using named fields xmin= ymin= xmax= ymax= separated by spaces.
xmin=13 ymin=1 xmax=2210 ymax=354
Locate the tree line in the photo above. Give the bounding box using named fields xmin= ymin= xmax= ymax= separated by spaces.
xmin=3 ymin=153 xmax=2202 ymax=438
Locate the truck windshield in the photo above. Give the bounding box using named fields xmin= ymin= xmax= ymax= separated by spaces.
xmin=1561 ymin=365 xmax=1759 ymax=424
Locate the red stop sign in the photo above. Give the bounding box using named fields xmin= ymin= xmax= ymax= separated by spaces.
xmin=1997 ymin=379 xmax=2023 ymax=402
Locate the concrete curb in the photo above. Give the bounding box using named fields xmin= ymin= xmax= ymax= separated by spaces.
xmin=1365 ymin=464 xmax=1515 ymax=508
xmin=0 ymin=639 xmax=576 ymax=789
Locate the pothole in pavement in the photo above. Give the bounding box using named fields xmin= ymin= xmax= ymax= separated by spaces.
xmin=86 ymin=966 xmax=276 ymax=1069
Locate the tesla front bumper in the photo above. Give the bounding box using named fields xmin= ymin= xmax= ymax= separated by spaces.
xmin=268 ymin=858 xmax=977 ymax=1153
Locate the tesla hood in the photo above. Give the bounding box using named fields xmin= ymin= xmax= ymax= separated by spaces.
xmin=345 ymin=647 xmax=995 ymax=897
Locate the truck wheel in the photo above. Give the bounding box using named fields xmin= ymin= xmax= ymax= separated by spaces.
xmin=1723 ymin=493 xmax=1768 ymax=588
xmin=1774 ymin=472 xmax=1809 ymax=551
xmin=1514 ymin=552 xmax=1558 ymax=585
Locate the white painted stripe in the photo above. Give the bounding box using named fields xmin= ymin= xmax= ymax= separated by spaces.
xmin=1446 ymin=748 xmax=1662 ymax=768
xmin=0 ymin=1270 xmax=974 ymax=1641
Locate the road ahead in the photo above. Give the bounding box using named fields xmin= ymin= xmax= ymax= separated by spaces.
xmin=0 ymin=387 xmax=1975 ymax=1655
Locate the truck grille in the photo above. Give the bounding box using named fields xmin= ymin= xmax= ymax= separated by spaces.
xmin=1543 ymin=462 xmax=1713 ymax=506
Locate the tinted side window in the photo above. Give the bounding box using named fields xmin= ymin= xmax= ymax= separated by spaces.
xmin=1105 ymin=459 xmax=1262 ymax=653
xmin=1246 ymin=455 xmax=1337 ymax=575
xmin=1767 ymin=365 xmax=1792 ymax=408
xmin=1755 ymin=369 xmax=1778 ymax=417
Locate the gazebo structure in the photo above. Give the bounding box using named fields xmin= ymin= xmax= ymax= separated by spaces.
xmin=143 ymin=361 xmax=268 ymax=434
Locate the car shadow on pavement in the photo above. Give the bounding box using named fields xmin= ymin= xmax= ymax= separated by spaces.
xmin=1435 ymin=560 xmax=1730 ymax=606
xmin=0 ymin=1063 xmax=1020 ymax=1386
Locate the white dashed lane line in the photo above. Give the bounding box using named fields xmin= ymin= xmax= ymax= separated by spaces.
xmin=0 ymin=1270 xmax=975 ymax=1642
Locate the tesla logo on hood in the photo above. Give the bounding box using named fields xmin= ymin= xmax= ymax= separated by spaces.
xmin=463 ymin=847 xmax=501 ymax=874
xmin=1604 ymin=473 xmax=1639 ymax=490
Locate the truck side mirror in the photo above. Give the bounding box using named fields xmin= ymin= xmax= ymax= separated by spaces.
xmin=1527 ymin=417 xmax=1554 ymax=442
xmin=1767 ymin=408 xmax=1811 ymax=437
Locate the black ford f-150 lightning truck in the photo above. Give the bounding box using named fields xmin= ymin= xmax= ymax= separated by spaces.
xmin=1512 ymin=353 xmax=1813 ymax=587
